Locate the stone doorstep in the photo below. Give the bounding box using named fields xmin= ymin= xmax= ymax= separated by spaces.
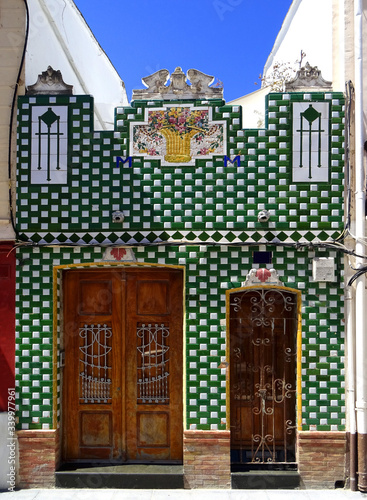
xmin=55 ymin=464 xmax=184 ymax=489
xmin=232 ymin=470 xmax=301 ymax=490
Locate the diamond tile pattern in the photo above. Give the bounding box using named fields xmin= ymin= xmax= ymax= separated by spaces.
xmin=15 ymin=92 xmax=345 ymax=432
xmin=17 ymin=94 xmax=344 ymax=244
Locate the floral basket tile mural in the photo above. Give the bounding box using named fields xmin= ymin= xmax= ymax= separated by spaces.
xmin=130 ymin=105 xmax=226 ymax=165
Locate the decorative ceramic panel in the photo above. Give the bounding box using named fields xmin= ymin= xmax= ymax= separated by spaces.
xmin=130 ymin=105 xmax=226 ymax=166
xmin=30 ymin=105 xmax=68 ymax=184
xmin=292 ymin=102 xmax=329 ymax=183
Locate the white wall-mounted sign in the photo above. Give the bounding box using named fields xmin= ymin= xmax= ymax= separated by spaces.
xmin=292 ymin=102 xmax=330 ymax=183
xmin=31 ymin=105 xmax=68 ymax=184
xmin=312 ymin=257 xmax=335 ymax=282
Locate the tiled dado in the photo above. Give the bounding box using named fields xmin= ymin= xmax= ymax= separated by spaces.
xmin=17 ymin=429 xmax=60 ymax=488
xmin=15 ymin=244 xmax=345 ymax=432
xmin=184 ymin=430 xmax=231 ymax=488
xmin=297 ymin=431 xmax=346 ymax=488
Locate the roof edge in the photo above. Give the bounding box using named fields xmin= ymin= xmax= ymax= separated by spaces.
xmin=262 ymin=0 xmax=302 ymax=77
xmin=68 ymin=0 xmax=127 ymax=93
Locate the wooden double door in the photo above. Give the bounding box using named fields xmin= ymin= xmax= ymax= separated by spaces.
xmin=63 ymin=267 xmax=183 ymax=463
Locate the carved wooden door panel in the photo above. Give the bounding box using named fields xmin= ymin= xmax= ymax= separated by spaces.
xmin=63 ymin=268 xmax=183 ymax=463
xmin=63 ymin=270 xmax=123 ymax=460
xmin=229 ymin=287 xmax=298 ymax=467
xmin=125 ymin=269 xmax=183 ymax=461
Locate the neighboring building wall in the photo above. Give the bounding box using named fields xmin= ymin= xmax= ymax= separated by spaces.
xmin=338 ymin=0 xmax=367 ymax=111
xmin=0 ymin=245 xmax=16 ymax=409
xmin=263 ymin=0 xmax=334 ymax=89
xmin=331 ymin=0 xmax=367 ymax=115
xmin=15 ymin=89 xmax=346 ymax=488
xmin=228 ymin=87 xmax=271 ymax=129
xmin=262 ymin=0 xmax=367 ymax=139
xmin=26 ymin=0 xmax=129 ymax=129
xmin=0 ymin=243 xmax=16 ymax=492
xmin=0 ymin=0 xmax=25 ymax=237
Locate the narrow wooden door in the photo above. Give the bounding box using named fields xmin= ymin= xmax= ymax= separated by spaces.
xmin=229 ymin=287 xmax=298 ymax=466
xmin=125 ymin=270 xmax=183 ymax=461
xmin=63 ymin=270 xmax=123 ymax=460
xmin=63 ymin=268 xmax=183 ymax=463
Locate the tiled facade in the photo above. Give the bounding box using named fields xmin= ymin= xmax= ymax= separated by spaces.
xmin=15 ymin=90 xmax=346 ymax=488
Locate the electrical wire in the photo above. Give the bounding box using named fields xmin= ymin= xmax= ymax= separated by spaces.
xmin=10 ymin=236 xmax=367 ymax=258
xmin=8 ymin=0 xmax=29 ymax=237
xmin=348 ymin=267 xmax=367 ymax=286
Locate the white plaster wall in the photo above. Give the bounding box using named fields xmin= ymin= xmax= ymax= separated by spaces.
xmin=26 ymin=0 xmax=128 ymax=130
xmin=263 ymin=0 xmax=333 ymax=88
xmin=229 ymin=87 xmax=271 ymax=129
xmin=0 ymin=0 xmax=25 ymax=237
xmin=340 ymin=0 xmax=367 ymax=136
xmin=362 ymin=0 xmax=367 ymax=130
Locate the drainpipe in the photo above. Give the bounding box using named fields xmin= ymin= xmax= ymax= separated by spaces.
xmin=354 ymin=0 xmax=367 ymax=492
xmin=346 ymin=288 xmax=357 ymax=490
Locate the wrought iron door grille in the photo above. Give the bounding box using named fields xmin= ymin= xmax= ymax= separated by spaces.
xmin=230 ymin=288 xmax=297 ymax=466
xmin=79 ymin=323 xmax=112 ymax=403
xmin=137 ymin=323 xmax=170 ymax=404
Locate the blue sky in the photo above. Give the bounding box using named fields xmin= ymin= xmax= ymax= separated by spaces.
xmin=73 ymin=0 xmax=293 ymax=102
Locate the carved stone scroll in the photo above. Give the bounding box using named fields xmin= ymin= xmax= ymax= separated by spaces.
xmin=27 ymin=66 xmax=73 ymax=95
xmin=285 ymin=62 xmax=332 ymax=91
xmin=132 ymin=67 xmax=223 ymax=100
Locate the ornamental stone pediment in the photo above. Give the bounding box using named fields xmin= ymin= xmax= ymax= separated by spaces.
xmin=132 ymin=67 xmax=223 ymax=100
xmin=27 ymin=66 xmax=73 ymax=95
xmin=285 ymin=62 xmax=332 ymax=91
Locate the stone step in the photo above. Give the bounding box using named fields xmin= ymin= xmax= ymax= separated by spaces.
xmin=231 ymin=470 xmax=301 ymax=489
xmin=55 ymin=464 xmax=184 ymax=489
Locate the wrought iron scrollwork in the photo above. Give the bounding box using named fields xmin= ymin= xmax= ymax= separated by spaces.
xmin=79 ymin=323 xmax=112 ymax=403
xmin=230 ymin=288 xmax=297 ymax=465
xmin=137 ymin=323 xmax=170 ymax=404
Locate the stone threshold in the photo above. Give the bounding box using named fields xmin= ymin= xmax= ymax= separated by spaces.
xmin=56 ymin=463 xmax=184 ymax=489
